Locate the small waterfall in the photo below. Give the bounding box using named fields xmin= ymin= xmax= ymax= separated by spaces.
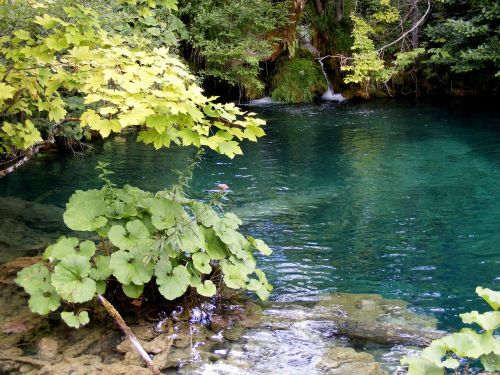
xmin=318 ymin=58 xmax=345 ymax=102
xmin=247 ymin=96 xmax=280 ymax=106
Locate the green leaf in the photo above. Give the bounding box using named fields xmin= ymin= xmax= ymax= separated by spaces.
xmin=201 ymin=227 xmax=228 ymax=260
xmin=79 ymin=240 xmax=97 ymax=258
xmin=109 ymin=250 xmax=154 ymax=285
xmin=51 ymin=255 xmax=97 ymax=303
xmin=96 ymin=280 xmax=107 ymax=294
xmin=0 ymin=83 xmax=16 ymax=100
xmin=16 ymin=263 xmax=53 ymax=295
xmin=401 ymin=356 xmax=444 ymax=375
xmin=43 ymin=237 xmax=79 ymax=260
xmin=177 ymin=222 xmax=204 ymax=253
xmin=248 ymin=236 xmax=272 ymax=256
xmin=481 ymin=352 xmax=500 ymax=372
xmin=192 ymin=252 xmax=212 ymax=274
xmin=61 ymin=311 xmax=90 ymax=328
xmin=195 ymin=280 xmax=216 ymax=297
xmin=148 ymin=198 xmax=186 ymax=230
xmin=63 ymin=190 xmax=108 ymax=231
xmin=34 ymin=14 xmax=59 ymax=29
xmin=90 ymin=255 xmax=112 ymax=280
xmin=476 ymin=287 xmax=500 ymax=310
xmin=122 ymin=284 xmax=144 ymax=298
xmin=108 ymin=220 xmax=150 ymax=250
xmin=154 ymin=255 xmax=172 ymax=278
xmin=221 ymin=260 xmax=249 ymax=289
xmin=156 ymin=265 xmax=190 ymax=300
xmin=28 ymin=292 xmax=61 ymax=315
xmin=460 ymin=311 xmax=500 ymax=331
xmin=442 ymin=330 xmax=495 ymax=358
xmin=191 ymin=202 xmax=220 ymax=227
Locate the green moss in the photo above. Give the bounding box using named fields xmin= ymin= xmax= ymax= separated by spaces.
xmin=271 ymin=58 xmax=327 ymax=104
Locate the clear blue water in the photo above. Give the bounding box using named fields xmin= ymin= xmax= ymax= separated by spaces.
xmin=1 ymin=100 xmax=499 ymax=331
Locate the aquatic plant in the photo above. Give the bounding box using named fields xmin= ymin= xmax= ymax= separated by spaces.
xmin=15 ymin=161 xmax=273 ymax=328
xmin=401 ymin=287 xmax=500 ymax=374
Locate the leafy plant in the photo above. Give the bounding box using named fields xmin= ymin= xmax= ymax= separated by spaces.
xmin=0 ymin=1 xmax=266 ymax=161
xmin=401 ymin=287 xmax=500 ymax=374
xmin=16 ymin=162 xmax=273 ymax=328
xmin=271 ymin=57 xmax=327 ymax=103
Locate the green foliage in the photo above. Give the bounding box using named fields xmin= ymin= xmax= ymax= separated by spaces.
xmin=341 ymin=16 xmax=393 ymax=91
xmin=179 ymin=0 xmax=290 ymax=99
xmin=424 ymin=0 xmax=500 ymax=77
xmin=0 ymin=0 xmax=266 ymax=159
xmin=401 ymin=287 xmax=500 ymax=374
xmin=113 ymin=0 xmax=188 ymax=48
xmin=16 ymin=164 xmax=273 ymax=328
xmin=271 ymin=57 xmax=327 ymax=103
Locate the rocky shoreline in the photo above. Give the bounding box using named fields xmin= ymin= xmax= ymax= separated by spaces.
xmin=0 ymin=255 xmax=450 ymax=375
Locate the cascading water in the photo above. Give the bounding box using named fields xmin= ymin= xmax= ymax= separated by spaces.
xmin=318 ymin=57 xmax=345 ymax=102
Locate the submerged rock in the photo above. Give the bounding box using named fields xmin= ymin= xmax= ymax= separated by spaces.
xmin=0 ymin=197 xmax=71 ymax=262
xmin=317 ymin=347 xmax=387 ymax=375
xmin=264 ymin=292 xmax=445 ymax=347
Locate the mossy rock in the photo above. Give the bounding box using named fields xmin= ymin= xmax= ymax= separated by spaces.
xmin=271 ymin=57 xmax=327 ymax=103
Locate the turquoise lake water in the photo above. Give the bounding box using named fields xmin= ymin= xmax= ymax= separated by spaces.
xmin=1 ymin=99 xmax=499 ymax=331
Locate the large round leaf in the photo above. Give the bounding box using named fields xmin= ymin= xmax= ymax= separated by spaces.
xmin=109 ymin=250 xmax=154 ymax=285
xmin=156 ymin=265 xmax=190 ymax=300
xmin=51 ymin=255 xmax=96 ymax=303
xmin=90 ymin=255 xmax=112 ymax=280
xmin=177 ymin=222 xmax=204 ymax=253
xmin=221 ymin=260 xmax=249 ymax=289
xmin=28 ymin=291 xmax=61 ymax=315
xmin=195 ymin=280 xmax=216 ymax=297
xmin=61 ymin=311 xmax=90 ymax=328
xmin=122 ymin=284 xmax=144 ymax=298
xmin=191 ymin=202 xmax=220 ymax=227
xmin=148 ymin=198 xmax=187 ymax=230
xmin=192 ymin=252 xmax=212 ymax=274
xmin=15 ymin=263 xmax=53 ymax=295
xmin=63 ymin=189 xmax=108 ymax=231
xmin=201 ymin=227 xmax=228 ymax=260
xmin=43 ymin=237 xmax=79 ymax=260
xmin=108 ymin=219 xmax=150 ymax=250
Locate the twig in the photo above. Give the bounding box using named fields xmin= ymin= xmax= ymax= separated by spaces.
xmin=97 ymin=295 xmax=161 ymax=375
xmin=375 ymin=0 xmax=431 ymax=54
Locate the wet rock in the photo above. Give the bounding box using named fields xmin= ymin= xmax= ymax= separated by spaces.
xmin=62 ymin=329 xmax=103 ymax=358
xmin=117 ymin=332 xmax=173 ymax=354
xmin=0 ymin=347 xmax=24 ymax=374
xmin=37 ymin=337 xmax=59 ymax=360
xmin=223 ymin=325 xmax=244 ymax=341
xmin=317 ymin=347 xmax=388 ymax=375
xmin=210 ymin=314 xmax=231 ymax=333
xmin=154 ymin=347 xmax=193 ymax=369
xmin=37 ymin=354 xmax=151 ymax=375
xmin=264 ymin=292 xmax=445 ymax=347
xmin=131 ymin=324 xmax=156 ymax=341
